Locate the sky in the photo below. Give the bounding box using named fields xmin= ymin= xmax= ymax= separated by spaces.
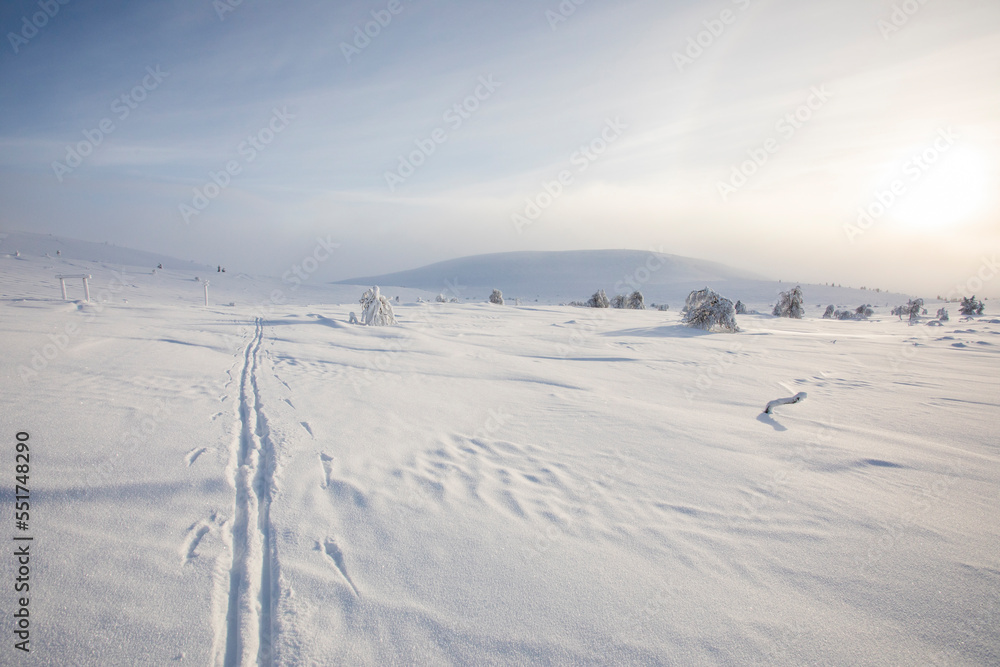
xmin=1 ymin=0 xmax=998 ymax=296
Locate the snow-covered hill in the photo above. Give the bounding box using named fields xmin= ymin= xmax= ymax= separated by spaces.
xmin=0 ymin=229 xmax=213 ymax=272
xmin=338 ymin=248 xmax=911 ymax=309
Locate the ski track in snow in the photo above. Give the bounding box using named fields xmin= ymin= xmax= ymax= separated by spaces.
xmin=217 ymin=318 xmax=279 ymax=667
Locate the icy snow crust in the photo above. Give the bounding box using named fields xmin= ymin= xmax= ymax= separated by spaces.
xmin=1 ymin=248 xmax=998 ymax=665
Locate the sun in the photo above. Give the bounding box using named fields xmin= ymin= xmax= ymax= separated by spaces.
xmin=891 ymin=144 xmax=991 ymax=231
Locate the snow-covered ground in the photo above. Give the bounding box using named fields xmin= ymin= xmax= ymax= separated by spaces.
xmin=1 ymin=244 xmax=998 ymax=665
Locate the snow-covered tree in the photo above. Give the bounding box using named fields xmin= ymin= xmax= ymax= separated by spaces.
xmin=489 ymin=289 xmax=504 ymax=305
xmin=436 ymin=294 xmax=447 ymax=303
xmin=772 ymin=286 xmax=804 ymax=318
xmin=891 ymin=299 xmax=923 ymax=323
xmin=359 ymin=286 xmax=396 ymax=326
xmin=610 ymin=294 xmax=627 ymax=309
xmin=959 ymin=295 xmax=985 ymax=316
xmin=855 ymin=304 xmax=873 ymax=319
xmin=936 ymin=307 xmax=949 ymax=321
xmin=734 ymin=300 xmax=748 ymax=315
xmin=587 ymin=289 xmax=610 ymax=308
xmin=682 ymin=288 xmax=739 ymax=332
xmin=822 ymin=305 xmax=835 ymax=319
xmin=628 ymin=291 xmax=645 ymax=310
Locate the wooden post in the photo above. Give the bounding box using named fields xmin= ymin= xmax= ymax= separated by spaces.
xmin=55 ymin=274 xmax=92 ymax=302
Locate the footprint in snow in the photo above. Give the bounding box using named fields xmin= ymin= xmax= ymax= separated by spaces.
xmin=185 ymin=447 xmax=208 ymax=466
xmin=317 ymin=538 xmax=360 ymax=597
xmin=180 ymin=512 xmax=226 ymax=565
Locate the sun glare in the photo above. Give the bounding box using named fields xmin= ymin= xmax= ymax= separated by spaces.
xmin=892 ymin=145 xmax=992 ymax=231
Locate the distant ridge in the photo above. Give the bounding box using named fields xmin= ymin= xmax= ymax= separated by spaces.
xmin=0 ymin=229 xmax=212 ymax=271
xmin=336 ymin=249 xmax=914 ymax=307
xmin=337 ymin=249 xmax=768 ymax=302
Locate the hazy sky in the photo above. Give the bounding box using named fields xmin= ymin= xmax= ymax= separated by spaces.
xmin=1 ymin=0 xmax=998 ymax=295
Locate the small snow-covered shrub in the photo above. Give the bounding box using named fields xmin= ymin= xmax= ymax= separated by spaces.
xmin=436 ymin=294 xmax=447 ymax=303
xmin=628 ymin=291 xmax=645 ymax=310
xmin=610 ymin=294 xmax=627 ymax=309
xmin=489 ymin=289 xmax=504 ymax=305
xmin=855 ymin=304 xmax=873 ymax=319
xmin=959 ymin=295 xmax=985 ymax=316
xmin=587 ymin=289 xmax=610 ymax=308
xmin=734 ymin=300 xmax=748 ymax=315
xmin=936 ymin=307 xmax=949 ymax=321
xmin=359 ymin=286 xmax=396 ymax=326
xmin=657 ymin=304 xmax=669 ymax=312
xmin=822 ymin=305 xmax=835 ymax=319
xmin=772 ymin=285 xmax=804 ymax=318
xmin=682 ymin=288 xmax=739 ymax=332
xmin=449 ymin=297 xmax=458 ymax=303
xmin=891 ymin=299 xmax=924 ymax=323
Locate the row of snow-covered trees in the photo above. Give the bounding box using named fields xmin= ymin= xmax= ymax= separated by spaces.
xmin=580 ymin=289 xmax=647 ymax=310
xmin=681 ymin=285 xmax=990 ymax=334
xmin=823 ymin=304 xmax=873 ymax=320
xmin=349 ymin=284 xmax=987 ymax=330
